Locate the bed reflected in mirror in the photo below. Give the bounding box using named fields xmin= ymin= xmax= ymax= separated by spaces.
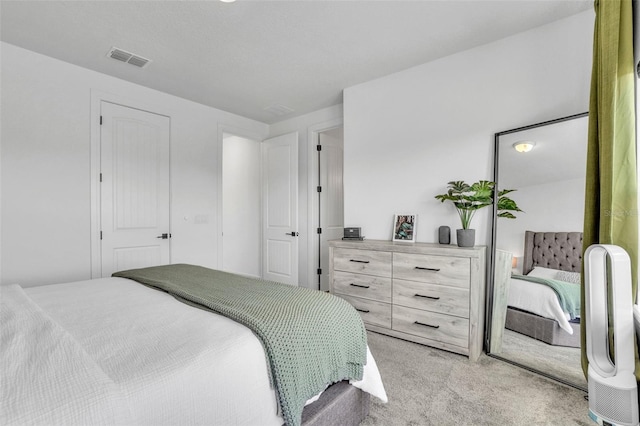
xmin=487 ymin=112 xmax=589 ymax=391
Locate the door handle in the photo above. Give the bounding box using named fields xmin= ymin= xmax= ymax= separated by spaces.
xmin=156 ymin=233 xmax=171 ymax=239
xmin=285 ymin=232 xmax=299 ymax=237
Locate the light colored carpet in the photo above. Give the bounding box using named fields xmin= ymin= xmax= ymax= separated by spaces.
xmin=499 ymin=329 xmax=587 ymax=390
xmin=363 ymin=331 xmax=591 ymax=426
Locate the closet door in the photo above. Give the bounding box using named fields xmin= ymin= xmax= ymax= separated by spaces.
xmin=100 ymin=101 xmax=170 ymax=276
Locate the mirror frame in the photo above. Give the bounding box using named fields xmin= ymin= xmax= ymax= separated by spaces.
xmin=485 ymin=111 xmax=589 ymax=391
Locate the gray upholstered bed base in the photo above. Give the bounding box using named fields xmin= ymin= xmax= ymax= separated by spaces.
xmin=301 ymin=381 xmax=370 ymax=426
xmin=505 ymin=307 xmax=580 ymax=348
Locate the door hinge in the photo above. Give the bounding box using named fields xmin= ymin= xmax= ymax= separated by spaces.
xmin=316 ymin=144 xmax=322 ymax=151
xmin=100 ymin=231 xmax=102 ymax=240
xmin=100 ymin=116 xmax=103 ymax=125
xmin=317 ymin=268 xmax=322 ymax=275
xmin=317 ymin=227 xmax=322 ymax=234
xmin=99 ymin=173 xmax=102 ymax=182
xmin=317 ymin=186 xmax=322 ymax=193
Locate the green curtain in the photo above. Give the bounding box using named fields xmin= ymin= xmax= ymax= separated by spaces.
xmin=581 ymin=0 xmax=639 ymax=378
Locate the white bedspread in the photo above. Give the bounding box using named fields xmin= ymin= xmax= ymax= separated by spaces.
xmin=1 ymin=278 xmax=386 ymax=425
xmin=506 ymin=277 xmax=574 ymax=334
xmin=1 ymin=284 xmax=133 ymax=425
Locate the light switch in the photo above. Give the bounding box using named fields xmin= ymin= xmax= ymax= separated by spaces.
xmin=194 ymin=214 xmax=209 ymax=224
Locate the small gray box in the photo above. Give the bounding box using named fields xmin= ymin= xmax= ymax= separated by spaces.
xmin=438 ymin=226 xmax=451 ymax=245
xmin=343 ymin=227 xmax=361 ymax=239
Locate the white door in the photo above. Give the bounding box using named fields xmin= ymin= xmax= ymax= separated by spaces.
xmin=262 ymin=132 xmax=298 ymax=285
xmin=100 ymin=101 xmax=171 ymax=276
xmin=318 ymin=129 xmax=344 ymax=291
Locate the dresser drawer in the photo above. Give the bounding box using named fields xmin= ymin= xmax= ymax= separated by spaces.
xmin=333 ymin=271 xmax=391 ymax=303
xmin=393 ymin=253 xmax=470 ymax=288
xmin=330 ymin=240 xmax=486 ymax=362
xmin=393 ymin=278 xmax=469 ymax=318
xmin=336 ymin=294 xmax=391 ymax=329
xmin=392 ymin=305 xmax=469 ymax=348
xmin=333 ymin=248 xmax=392 ymax=277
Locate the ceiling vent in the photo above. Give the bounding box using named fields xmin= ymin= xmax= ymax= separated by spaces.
xmin=107 ymin=47 xmax=151 ymax=68
xmin=263 ymin=104 xmax=295 ymax=116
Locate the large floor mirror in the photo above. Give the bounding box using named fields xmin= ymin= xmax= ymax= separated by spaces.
xmin=487 ymin=112 xmax=589 ymax=391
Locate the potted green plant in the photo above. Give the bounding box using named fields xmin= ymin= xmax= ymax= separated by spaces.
xmin=434 ymin=180 xmax=522 ymax=247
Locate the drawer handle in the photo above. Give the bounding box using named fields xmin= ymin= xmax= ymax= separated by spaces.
xmin=414 ymin=294 xmax=440 ymax=300
xmin=350 ymin=259 xmax=370 ymax=264
xmin=355 ymin=308 xmax=370 ymax=313
xmin=415 ymin=266 xmax=440 ymax=272
xmin=414 ymin=321 xmax=440 ymax=329
xmin=350 ymin=283 xmax=370 ymax=289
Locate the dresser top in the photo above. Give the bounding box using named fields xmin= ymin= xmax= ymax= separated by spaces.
xmin=329 ymin=239 xmax=486 ymax=259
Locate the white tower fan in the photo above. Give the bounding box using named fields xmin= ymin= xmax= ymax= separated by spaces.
xmin=585 ymin=244 xmax=639 ymax=426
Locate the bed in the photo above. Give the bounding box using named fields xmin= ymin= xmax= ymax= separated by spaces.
xmin=1 ymin=264 xmax=387 ymax=426
xmin=492 ymin=231 xmax=583 ymax=351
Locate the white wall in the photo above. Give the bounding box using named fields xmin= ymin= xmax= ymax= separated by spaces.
xmin=343 ymin=11 xmax=594 ymax=249
xmin=222 ymin=134 xmax=261 ymax=278
xmin=1 ymin=42 xmax=268 ymax=287
xmin=268 ymin=104 xmax=343 ymax=288
xmin=0 ymin=10 xmax=598 ymax=287
xmin=496 ymin=178 xmax=585 ymax=273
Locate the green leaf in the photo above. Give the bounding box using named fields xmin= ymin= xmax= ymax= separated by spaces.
xmin=434 ymin=179 xmax=524 ymax=227
xmin=498 ymin=188 xmax=516 ymax=197
xmin=497 ymin=198 xmax=523 ymax=212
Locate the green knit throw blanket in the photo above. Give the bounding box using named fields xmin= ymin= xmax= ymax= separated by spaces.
xmin=113 ymin=264 xmax=367 ymax=426
xmin=511 ymin=274 xmax=581 ymax=319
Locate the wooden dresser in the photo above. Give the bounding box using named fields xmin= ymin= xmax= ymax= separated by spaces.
xmin=329 ymin=239 xmax=486 ymax=362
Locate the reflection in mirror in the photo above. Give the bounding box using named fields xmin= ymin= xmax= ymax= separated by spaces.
xmin=488 ymin=112 xmax=589 ymax=391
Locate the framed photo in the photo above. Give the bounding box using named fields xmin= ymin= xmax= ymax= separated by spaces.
xmin=392 ymin=214 xmax=416 ymax=242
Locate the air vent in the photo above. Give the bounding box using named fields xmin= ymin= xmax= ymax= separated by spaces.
xmin=263 ymin=104 xmax=295 ymax=116
xmin=107 ymin=47 xmax=151 ymax=68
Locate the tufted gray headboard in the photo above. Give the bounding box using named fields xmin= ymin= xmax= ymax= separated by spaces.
xmin=522 ymin=231 xmax=583 ymax=275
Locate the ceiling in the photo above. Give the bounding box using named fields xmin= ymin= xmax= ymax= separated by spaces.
xmin=0 ymin=0 xmax=592 ymax=124
xmin=498 ymin=114 xmax=589 ymax=190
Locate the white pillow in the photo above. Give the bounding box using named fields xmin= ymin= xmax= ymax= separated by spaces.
xmin=526 ymin=266 xmax=559 ymax=280
xmin=555 ymin=270 xmax=581 ymax=284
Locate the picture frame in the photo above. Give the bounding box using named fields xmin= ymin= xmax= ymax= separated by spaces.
xmin=392 ymin=214 xmax=416 ymax=242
